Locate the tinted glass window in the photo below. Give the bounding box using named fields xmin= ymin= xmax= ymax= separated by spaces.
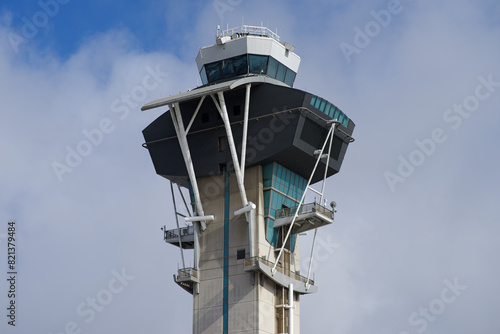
xmin=310 ymin=95 xmax=316 ymax=106
xmin=333 ymin=108 xmax=340 ymax=120
xmin=339 ymin=113 xmax=345 ymax=124
xmin=200 ymin=66 xmax=208 ymax=85
xmin=267 ymin=57 xmax=279 ymax=78
xmin=249 ymin=55 xmax=269 ymax=74
xmin=325 ymin=103 xmax=332 ymax=116
xmin=284 ymin=69 xmax=296 ymax=86
xmin=221 ymin=59 xmax=234 ymax=79
xmin=232 ymin=54 xmax=248 ymax=76
xmin=319 ymin=99 xmax=327 ymax=112
xmin=206 ymin=62 xmax=221 ymax=83
xmin=276 ymin=62 xmax=287 ymax=82
xmin=314 ymin=97 xmax=322 ymax=109
xmin=237 ymin=249 xmax=245 ymax=260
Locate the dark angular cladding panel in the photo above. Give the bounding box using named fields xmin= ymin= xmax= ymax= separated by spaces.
xmin=142 ymin=82 xmax=354 ymax=185
xmin=294 ymin=113 xmax=353 ymax=180
xmin=142 ymin=113 xmax=188 ymax=183
xmin=249 ymin=84 xmax=306 ymax=113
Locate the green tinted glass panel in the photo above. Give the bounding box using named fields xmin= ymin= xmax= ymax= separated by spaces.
xmin=206 ymin=61 xmax=221 ymax=82
xmin=290 ymin=235 xmax=297 ymax=252
xmin=284 ymin=168 xmax=290 ymax=184
xmin=333 ymin=108 xmax=340 ymax=120
xmin=266 ymin=218 xmax=274 ymax=244
xmin=314 ymin=97 xmax=322 ymax=109
xmin=327 ymin=104 xmax=334 ymax=117
xmin=249 ymin=55 xmax=268 ymax=74
xmin=232 ymin=54 xmax=248 ymax=76
xmin=319 ymin=99 xmax=327 ymax=112
xmin=342 ymin=117 xmax=349 ymax=127
xmin=284 ymin=69 xmax=296 ymax=86
xmin=221 ymin=59 xmax=234 ymax=79
xmin=324 ymin=103 xmax=331 ymax=116
xmin=263 ymin=163 xmax=273 ymax=187
xmin=200 ymin=66 xmax=208 ymax=85
xmin=267 ymin=57 xmax=279 ymax=78
xmin=276 ymin=63 xmax=287 ymax=82
xmin=263 ymin=191 xmax=270 ymax=212
xmin=329 ymin=106 xmax=336 ymax=118
xmin=339 ymin=113 xmax=345 ymax=124
xmin=310 ymin=95 xmax=317 ymax=106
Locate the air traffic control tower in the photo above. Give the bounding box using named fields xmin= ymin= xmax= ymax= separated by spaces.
xmin=141 ymin=25 xmax=355 ymax=334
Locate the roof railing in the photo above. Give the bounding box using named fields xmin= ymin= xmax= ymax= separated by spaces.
xmin=217 ymin=25 xmax=280 ymax=42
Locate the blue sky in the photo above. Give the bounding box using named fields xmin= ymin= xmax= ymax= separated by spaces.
xmin=2 ymin=0 xmax=171 ymax=56
xmin=1 ymin=0 xmax=500 ymax=333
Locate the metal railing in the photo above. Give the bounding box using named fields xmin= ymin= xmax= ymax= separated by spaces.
xmin=143 ymin=107 xmax=355 ymax=149
xmin=244 ymin=256 xmax=314 ymax=286
xmin=275 ymin=202 xmax=333 ymax=220
xmin=176 ymin=267 xmax=198 ymax=280
xmin=164 ymin=225 xmax=194 ymax=241
xmin=217 ymin=25 xmax=280 ymax=41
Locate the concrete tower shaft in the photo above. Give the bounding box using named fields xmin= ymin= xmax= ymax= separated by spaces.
xmin=192 ymin=166 xmax=301 ymax=334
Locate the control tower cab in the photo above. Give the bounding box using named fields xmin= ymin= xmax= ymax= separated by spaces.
xmin=198 ymin=26 xmax=300 ymax=87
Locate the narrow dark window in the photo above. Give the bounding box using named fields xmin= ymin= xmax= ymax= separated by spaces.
xmin=237 ymin=249 xmax=246 ymax=260
xmin=218 ymin=136 xmax=227 ymax=152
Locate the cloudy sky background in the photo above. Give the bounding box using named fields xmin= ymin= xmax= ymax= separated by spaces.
xmin=1 ymin=0 xmax=499 ymax=333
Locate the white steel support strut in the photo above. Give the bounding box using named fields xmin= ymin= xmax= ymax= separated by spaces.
xmin=170 ymin=181 xmax=186 ymax=270
xmin=289 ymin=283 xmax=294 ymax=334
xmin=319 ymin=121 xmax=335 ymax=204
xmin=305 ymin=121 xmax=336 ymax=289
xmin=211 ymin=92 xmax=248 ymax=207
xmin=234 ymin=202 xmax=257 ymax=258
xmin=240 ymin=83 xmax=251 ymax=183
xmin=212 ymin=91 xmax=257 ymax=258
xmin=185 ymin=95 xmax=205 ymax=134
xmin=272 ymin=124 xmax=336 ymax=276
xmin=305 ymin=229 xmax=317 ymax=291
xmin=169 ymin=102 xmax=206 ymax=274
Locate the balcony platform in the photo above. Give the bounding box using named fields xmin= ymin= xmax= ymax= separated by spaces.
xmin=273 ymin=203 xmax=334 ymax=235
xmin=164 ymin=226 xmax=194 ymax=249
xmin=174 ymin=268 xmax=199 ymax=295
xmin=244 ymin=257 xmax=317 ymax=294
